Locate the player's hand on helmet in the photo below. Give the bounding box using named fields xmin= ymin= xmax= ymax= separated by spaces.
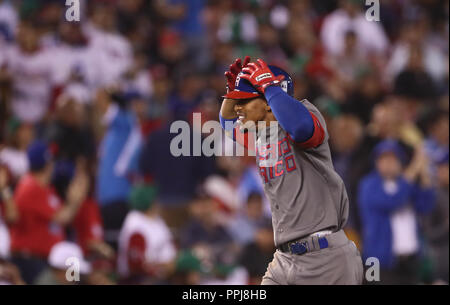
xmin=225 ymin=56 xmax=251 ymax=93
xmin=240 ymin=59 xmax=285 ymax=94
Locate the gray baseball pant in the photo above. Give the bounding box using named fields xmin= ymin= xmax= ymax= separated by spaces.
xmin=261 ymin=230 xmax=364 ymax=285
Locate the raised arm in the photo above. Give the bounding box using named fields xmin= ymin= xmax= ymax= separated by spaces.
xmin=264 ymin=86 xmax=324 ymax=148
xmin=220 ymin=57 xmax=250 ymax=134
xmin=240 ymin=59 xmax=325 ymax=149
xmin=220 ymin=99 xmax=238 ymax=121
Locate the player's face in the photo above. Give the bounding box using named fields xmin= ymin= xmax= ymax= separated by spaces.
xmin=376 ymin=152 xmax=402 ymax=180
xmin=233 ymin=97 xmax=271 ymax=131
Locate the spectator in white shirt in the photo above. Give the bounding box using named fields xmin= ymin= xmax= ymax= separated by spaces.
xmin=51 ymin=22 xmax=112 ymax=100
xmin=84 ymin=1 xmax=132 ymax=85
xmin=117 ymin=184 xmax=176 ymax=284
xmin=320 ymin=0 xmax=389 ymax=58
xmin=1 ymin=21 xmax=66 ymax=123
xmin=385 ymin=20 xmax=447 ymax=86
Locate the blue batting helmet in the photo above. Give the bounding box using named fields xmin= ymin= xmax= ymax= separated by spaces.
xmin=224 ymin=65 xmax=294 ymax=99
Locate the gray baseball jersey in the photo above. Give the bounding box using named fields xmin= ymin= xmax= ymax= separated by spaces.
xmin=255 ymin=99 xmax=349 ymax=247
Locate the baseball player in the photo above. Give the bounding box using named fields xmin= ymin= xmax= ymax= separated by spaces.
xmin=219 ymin=57 xmax=363 ymax=285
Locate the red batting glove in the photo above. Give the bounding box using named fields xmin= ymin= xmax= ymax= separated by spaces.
xmin=224 ymin=56 xmax=251 ymax=93
xmin=240 ymin=59 xmax=285 ymax=95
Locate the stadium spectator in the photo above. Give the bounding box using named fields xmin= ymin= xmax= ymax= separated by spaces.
xmin=238 ymin=219 xmax=275 ymax=285
xmin=0 ymin=258 xmax=24 ymax=285
xmin=168 ymin=69 xmax=204 ymax=121
xmin=180 ymin=192 xmax=233 ymax=250
xmin=121 ymin=51 xmax=154 ymax=103
xmin=156 ymin=28 xmax=187 ymax=74
xmin=423 ymin=111 xmax=449 ymax=181
xmin=45 ymin=94 xmax=96 ymax=165
xmin=320 ymin=0 xmax=389 ymax=57
xmin=284 ymin=21 xmax=317 ymax=74
xmin=201 ymin=263 xmax=249 ymax=285
xmin=85 ymin=0 xmax=132 ymax=85
xmin=34 ymin=241 xmax=91 ymax=285
xmin=226 ymin=192 xmax=268 ymax=246
xmin=393 ymin=44 xmax=438 ymax=103
xmin=358 ymin=140 xmax=436 ymax=284
xmin=358 ymin=101 xmax=417 ymax=169
xmin=95 ymin=89 xmax=143 ymax=250
xmin=33 ymin=240 xmax=114 ymax=285
xmin=386 ymin=19 xmax=448 ymax=87
xmin=117 ymin=184 xmax=176 ymax=284
xmin=329 ymin=114 xmax=365 ymax=230
xmin=146 ymin=65 xmax=171 ymax=126
xmin=9 ymin=140 xmax=88 ymax=284
xmin=73 ymin=196 xmax=113 ymax=259
xmin=48 ymin=21 xmax=112 ymax=95
xmin=170 ymin=250 xmax=206 ymax=285
xmin=0 ymin=20 xmax=65 ymax=124
xmin=0 ymin=0 xmax=447 ymax=285
xmin=342 ymin=69 xmax=384 ymax=124
xmin=138 ymin=122 xmax=217 ymax=230
xmin=236 ymin=160 xmax=271 ymax=218
xmin=421 ymin=153 xmax=449 ymax=284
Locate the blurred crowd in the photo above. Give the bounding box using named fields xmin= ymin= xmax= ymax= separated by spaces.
xmin=0 ymin=0 xmax=448 ymax=285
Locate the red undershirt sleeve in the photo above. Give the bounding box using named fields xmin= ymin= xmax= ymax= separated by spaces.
xmin=294 ymin=112 xmax=325 ymax=149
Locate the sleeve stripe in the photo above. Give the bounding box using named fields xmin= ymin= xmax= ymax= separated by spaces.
xmin=296 ymin=112 xmax=325 ymax=149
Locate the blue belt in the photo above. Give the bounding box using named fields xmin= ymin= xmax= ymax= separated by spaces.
xmin=278 ymin=236 xmax=329 ymax=255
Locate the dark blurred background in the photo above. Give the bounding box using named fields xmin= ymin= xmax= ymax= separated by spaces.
xmin=0 ymin=0 xmax=448 ymax=285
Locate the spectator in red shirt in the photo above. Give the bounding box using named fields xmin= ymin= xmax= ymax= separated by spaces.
xmin=73 ymin=196 xmax=114 ymax=260
xmin=9 ymin=140 xmax=88 ymax=284
xmin=51 ymin=158 xmax=115 ymax=273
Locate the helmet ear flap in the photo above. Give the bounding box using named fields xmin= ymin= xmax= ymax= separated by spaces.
xmin=268 ymin=65 xmax=294 ymax=97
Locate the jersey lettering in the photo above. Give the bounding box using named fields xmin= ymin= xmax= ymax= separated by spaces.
xmin=257 ymin=135 xmax=297 ymax=183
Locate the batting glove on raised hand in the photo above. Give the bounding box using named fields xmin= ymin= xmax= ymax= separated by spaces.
xmin=224 ymin=56 xmax=251 ymax=93
xmin=240 ymin=59 xmax=285 ymax=95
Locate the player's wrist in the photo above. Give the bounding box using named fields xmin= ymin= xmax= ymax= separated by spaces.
xmin=261 ymin=79 xmax=282 ymax=94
